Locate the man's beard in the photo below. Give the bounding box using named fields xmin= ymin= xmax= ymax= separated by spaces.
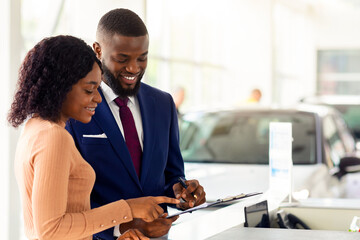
xmin=102 ymin=63 xmax=142 ymax=98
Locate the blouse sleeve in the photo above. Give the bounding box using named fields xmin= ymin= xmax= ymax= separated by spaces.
xmin=31 ymin=127 xmax=133 ymax=240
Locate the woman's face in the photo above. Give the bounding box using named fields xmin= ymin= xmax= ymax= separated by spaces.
xmin=61 ymin=63 xmax=102 ymax=123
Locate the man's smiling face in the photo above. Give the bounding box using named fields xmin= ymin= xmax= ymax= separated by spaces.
xmin=95 ymin=34 xmax=149 ymax=98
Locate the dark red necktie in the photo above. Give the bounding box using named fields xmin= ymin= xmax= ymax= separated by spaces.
xmin=114 ymin=97 xmax=142 ymax=177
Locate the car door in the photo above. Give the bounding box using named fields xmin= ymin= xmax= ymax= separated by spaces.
xmin=322 ymin=114 xmax=348 ymax=168
xmin=332 ymin=111 xmax=356 ymax=154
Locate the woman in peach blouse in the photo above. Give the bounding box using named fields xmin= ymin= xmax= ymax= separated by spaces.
xmin=8 ymin=35 xmax=179 ymax=240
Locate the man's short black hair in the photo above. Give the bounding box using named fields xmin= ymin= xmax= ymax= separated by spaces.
xmin=96 ymin=8 xmax=148 ymax=42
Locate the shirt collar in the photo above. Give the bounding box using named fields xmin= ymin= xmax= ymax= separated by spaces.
xmin=100 ymin=81 xmax=136 ymax=105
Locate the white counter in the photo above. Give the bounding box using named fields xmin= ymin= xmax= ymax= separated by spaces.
xmin=154 ymin=194 xmax=360 ymax=239
xmin=279 ymin=198 xmax=360 ymax=231
xmin=158 ymin=190 xmax=284 ymax=240
xmin=207 ymin=227 xmax=359 ymax=240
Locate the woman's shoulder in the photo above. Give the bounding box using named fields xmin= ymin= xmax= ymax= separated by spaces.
xmin=25 ymin=118 xmax=72 ymax=144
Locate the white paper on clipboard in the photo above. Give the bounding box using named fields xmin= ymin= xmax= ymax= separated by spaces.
xmin=166 ymin=192 xmax=262 ymax=218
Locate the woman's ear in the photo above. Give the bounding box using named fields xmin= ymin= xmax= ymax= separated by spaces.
xmin=93 ymin=42 xmax=102 ymax=59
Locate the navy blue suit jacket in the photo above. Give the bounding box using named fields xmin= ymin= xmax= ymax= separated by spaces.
xmin=66 ymin=83 xmax=185 ymax=239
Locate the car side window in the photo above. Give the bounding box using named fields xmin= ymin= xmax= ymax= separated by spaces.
xmin=333 ymin=113 xmax=356 ymax=153
xmin=323 ymin=116 xmax=346 ymax=166
xmin=180 ymin=121 xmax=198 ymax=151
xmin=336 ymin=105 xmax=360 ymax=139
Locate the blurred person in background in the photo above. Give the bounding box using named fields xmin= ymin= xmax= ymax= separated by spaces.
xmin=8 ymin=35 xmax=179 ymax=240
xmin=172 ymin=86 xmax=186 ymax=116
xmin=246 ymin=88 xmax=262 ymax=103
xmin=66 ymin=9 xmax=206 ymax=239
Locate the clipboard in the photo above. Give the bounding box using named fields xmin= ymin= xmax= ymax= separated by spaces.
xmin=166 ymin=192 xmax=262 ymax=218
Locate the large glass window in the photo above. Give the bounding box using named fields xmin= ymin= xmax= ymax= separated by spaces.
xmin=317 ymin=50 xmax=360 ymax=95
xmin=146 ymin=0 xmax=273 ymax=110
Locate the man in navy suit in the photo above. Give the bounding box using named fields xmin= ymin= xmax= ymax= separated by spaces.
xmin=66 ymin=8 xmax=206 ymax=240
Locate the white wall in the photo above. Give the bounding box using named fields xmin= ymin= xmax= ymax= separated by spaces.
xmin=22 ymin=0 xmax=146 ymax=50
xmin=272 ymin=1 xmax=317 ymax=106
xmin=222 ymin=0 xmax=273 ymax=106
xmin=58 ymin=0 xmax=146 ymax=44
xmin=0 ymin=0 xmax=22 ymax=239
xmin=146 ymin=0 xmax=274 ymax=109
xmin=315 ymin=2 xmax=360 ymax=49
xmin=0 ymin=1 xmax=11 ymax=238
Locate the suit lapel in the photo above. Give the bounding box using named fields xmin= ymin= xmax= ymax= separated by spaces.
xmin=93 ymin=89 xmax=142 ymax=189
xmin=137 ymin=85 xmax=156 ymax=186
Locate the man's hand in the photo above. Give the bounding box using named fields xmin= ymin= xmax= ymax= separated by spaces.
xmin=120 ymin=214 xmax=179 ymax=238
xmin=116 ymin=229 xmax=149 ymax=240
xmin=126 ymin=196 xmax=180 ymax=222
xmin=173 ymin=179 xmax=206 ymax=209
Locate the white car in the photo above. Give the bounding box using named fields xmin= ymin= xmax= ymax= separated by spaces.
xmin=180 ymin=105 xmax=360 ymax=201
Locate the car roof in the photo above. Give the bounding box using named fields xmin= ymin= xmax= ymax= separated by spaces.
xmin=182 ymin=104 xmax=335 ymax=119
xmin=300 ymin=95 xmax=360 ymax=105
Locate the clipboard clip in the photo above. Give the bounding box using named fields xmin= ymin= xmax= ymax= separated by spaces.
xmin=216 ymin=192 xmax=262 ymax=203
xmin=216 ymin=193 xmax=247 ymax=202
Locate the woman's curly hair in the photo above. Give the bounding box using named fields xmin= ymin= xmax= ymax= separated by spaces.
xmin=8 ymin=35 xmax=102 ymax=127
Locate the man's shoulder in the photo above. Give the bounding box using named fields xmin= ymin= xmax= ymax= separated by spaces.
xmin=140 ymin=82 xmax=171 ymax=98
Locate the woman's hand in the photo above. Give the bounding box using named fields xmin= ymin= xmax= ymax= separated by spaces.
xmin=126 ymin=196 xmax=180 ymax=222
xmin=116 ymin=229 xmax=149 ymax=240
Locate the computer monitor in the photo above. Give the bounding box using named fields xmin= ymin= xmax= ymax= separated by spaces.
xmin=244 ymin=200 xmax=270 ymax=228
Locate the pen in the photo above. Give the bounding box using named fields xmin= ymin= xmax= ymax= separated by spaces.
xmin=178 ymin=177 xmax=188 ymax=189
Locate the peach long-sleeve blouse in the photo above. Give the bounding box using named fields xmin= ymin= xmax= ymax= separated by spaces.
xmin=14 ymin=118 xmax=133 ymax=240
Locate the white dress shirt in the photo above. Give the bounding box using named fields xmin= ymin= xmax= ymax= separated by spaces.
xmin=100 ymin=81 xmax=143 ymax=237
xmin=100 ymin=81 xmax=144 ymax=150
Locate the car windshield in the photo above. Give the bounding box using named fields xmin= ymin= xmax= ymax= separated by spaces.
xmin=180 ymin=111 xmax=317 ymax=165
